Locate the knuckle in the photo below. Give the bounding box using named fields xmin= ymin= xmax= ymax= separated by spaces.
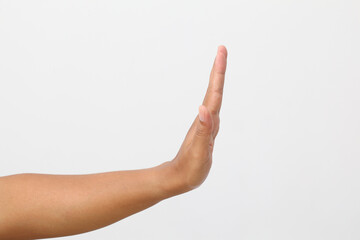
xmin=195 ymin=127 xmax=209 ymax=137
xmin=210 ymin=109 xmax=218 ymax=115
xmin=213 ymin=85 xmax=224 ymax=95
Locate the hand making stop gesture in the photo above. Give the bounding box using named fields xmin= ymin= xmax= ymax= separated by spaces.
xmin=163 ymin=45 xmax=228 ymax=194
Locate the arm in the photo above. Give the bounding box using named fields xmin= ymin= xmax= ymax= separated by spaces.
xmin=0 ymin=46 xmax=228 ymax=240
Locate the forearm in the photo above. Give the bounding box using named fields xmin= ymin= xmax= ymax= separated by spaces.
xmin=0 ymin=162 xmax=179 ymax=240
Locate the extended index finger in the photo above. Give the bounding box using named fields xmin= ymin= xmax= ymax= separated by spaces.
xmin=202 ymin=45 xmax=228 ymax=115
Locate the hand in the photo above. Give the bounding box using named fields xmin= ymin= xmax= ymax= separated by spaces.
xmin=160 ymin=46 xmax=228 ymax=195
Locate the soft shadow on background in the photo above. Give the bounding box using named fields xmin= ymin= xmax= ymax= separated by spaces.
xmin=0 ymin=1 xmax=359 ymax=239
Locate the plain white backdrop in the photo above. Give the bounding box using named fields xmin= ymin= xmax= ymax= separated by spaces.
xmin=1 ymin=0 xmax=360 ymax=239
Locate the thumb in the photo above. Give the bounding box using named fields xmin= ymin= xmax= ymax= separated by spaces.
xmin=192 ymin=105 xmax=213 ymax=149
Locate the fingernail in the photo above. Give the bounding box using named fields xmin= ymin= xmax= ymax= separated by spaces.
xmin=199 ymin=105 xmax=206 ymax=122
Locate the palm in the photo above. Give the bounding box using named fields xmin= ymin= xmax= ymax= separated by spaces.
xmin=170 ymin=46 xmax=228 ymax=192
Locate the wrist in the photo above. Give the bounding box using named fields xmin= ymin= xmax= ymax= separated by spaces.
xmin=153 ymin=161 xmax=190 ymax=199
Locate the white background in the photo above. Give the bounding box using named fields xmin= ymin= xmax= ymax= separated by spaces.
xmin=1 ymin=0 xmax=360 ymax=239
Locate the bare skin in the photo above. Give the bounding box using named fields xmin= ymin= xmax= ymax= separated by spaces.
xmin=0 ymin=45 xmax=228 ymax=240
